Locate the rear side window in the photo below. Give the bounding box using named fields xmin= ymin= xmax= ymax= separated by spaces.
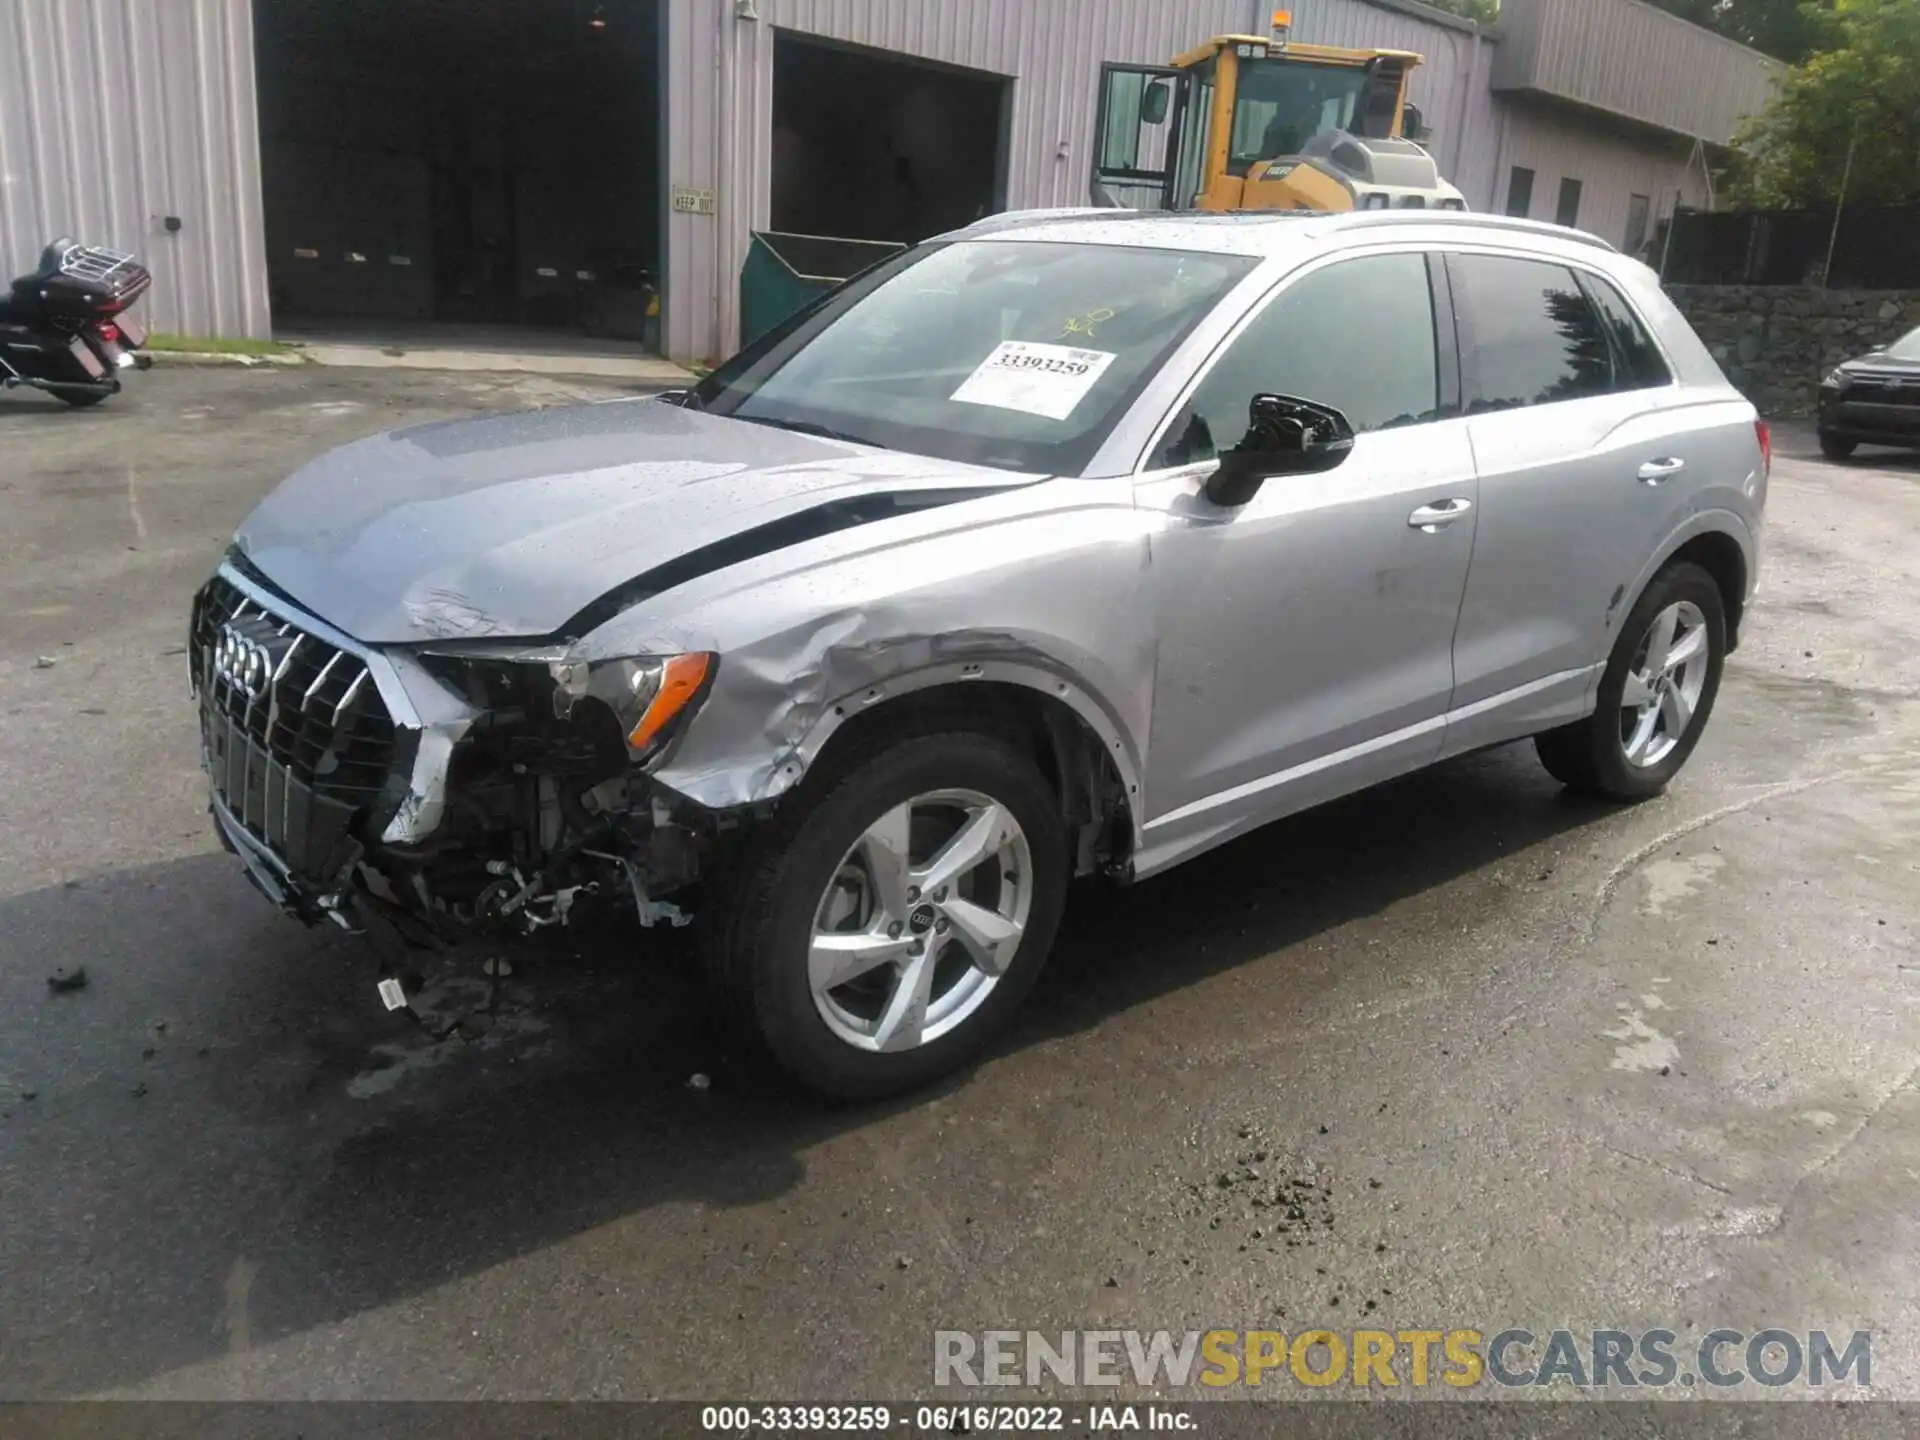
xmin=1152 ymin=252 xmax=1443 ymax=467
xmin=1449 ymin=253 xmax=1614 ymax=412
xmin=1581 ymin=274 xmax=1673 ymax=390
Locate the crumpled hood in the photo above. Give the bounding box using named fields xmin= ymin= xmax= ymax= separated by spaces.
xmin=235 ymin=398 xmax=1027 ymax=644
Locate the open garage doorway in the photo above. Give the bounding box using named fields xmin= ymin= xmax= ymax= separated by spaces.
xmin=771 ymin=33 xmax=1008 ymax=246
xmin=253 ymin=0 xmax=665 ymax=351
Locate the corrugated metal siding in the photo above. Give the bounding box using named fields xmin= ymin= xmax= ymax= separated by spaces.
xmin=1494 ymin=0 xmax=1780 ymax=146
xmin=663 ymin=0 xmax=1507 ymax=362
xmin=1495 ymin=103 xmax=1709 ymax=253
xmin=0 ymin=0 xmax=270 ymax=339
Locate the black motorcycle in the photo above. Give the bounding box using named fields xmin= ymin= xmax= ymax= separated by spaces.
xmin=0 ymin=237 xmax=153 ymax=407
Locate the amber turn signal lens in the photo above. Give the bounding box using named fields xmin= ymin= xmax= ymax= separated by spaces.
xmin=627 ymin=652 xmax=713 ymax=751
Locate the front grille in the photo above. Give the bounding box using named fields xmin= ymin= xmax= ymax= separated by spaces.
xmin=1847 ymin=375 xmax=1920 ymax=404
xmin=191 ymin=572 xmax=400 ymax=881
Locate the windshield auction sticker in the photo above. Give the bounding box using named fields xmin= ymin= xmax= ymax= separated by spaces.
xmin=950 ymin=341 xmax=1117 ymax=421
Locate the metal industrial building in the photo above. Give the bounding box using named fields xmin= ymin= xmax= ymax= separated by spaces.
xmin=1 ymin=0 xmax=1779 ymax=366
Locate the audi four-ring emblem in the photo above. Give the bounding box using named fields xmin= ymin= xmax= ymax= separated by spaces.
xmin=213 ymin=622 xmax=275 ymax=701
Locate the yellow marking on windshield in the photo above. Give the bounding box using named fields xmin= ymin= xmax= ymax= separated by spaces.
xmin=1059 ymin=307 xmax=1117 ymax=339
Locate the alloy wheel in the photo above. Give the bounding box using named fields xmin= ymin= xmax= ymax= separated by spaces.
xmin=1619 ymin=599 xmax=1710 ymax=769
xmin=809 ymin=788 xmax=1033 ymax=1053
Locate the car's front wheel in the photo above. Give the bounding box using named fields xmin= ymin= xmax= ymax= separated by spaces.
xmin=704 ymin=728 xmax=1068 ymax=1100
xmin=1818 ymin=431 xmax=1857 ymax=460
xmin=1534 ymin=561 xmax=1726 ymax=801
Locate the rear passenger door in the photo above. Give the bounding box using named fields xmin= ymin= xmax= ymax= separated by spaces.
xmin=1441 ymin=250 xmax=1693 ymax=755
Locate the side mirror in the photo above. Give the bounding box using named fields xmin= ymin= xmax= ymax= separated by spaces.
xmin=1203 ymin=394 xmax=1356 ymax=508
xmin=1402 ymin=103 xmax=1427 ymax=141
xmin=1141 ymin=79 xmax=1171 ymax=126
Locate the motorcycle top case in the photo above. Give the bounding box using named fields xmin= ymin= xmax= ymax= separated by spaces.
xmin=11 ymin=243 xmax=153 ymax=319
xmin=23 ymin=264 xmax=153 ymax=320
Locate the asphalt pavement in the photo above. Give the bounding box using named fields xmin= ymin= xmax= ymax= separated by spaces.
xmin=2 ymin=367 xmax=1917 ymax=1408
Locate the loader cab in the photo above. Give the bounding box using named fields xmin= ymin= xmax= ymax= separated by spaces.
xmin=1092 ymin=26 xmax=1443 ymax=216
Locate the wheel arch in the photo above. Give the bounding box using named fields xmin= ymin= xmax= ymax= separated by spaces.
xmin=783 ymin=666 xmax=1142 ymax=878
xmin=1625 ymin=512 xmax=1754 ymax=654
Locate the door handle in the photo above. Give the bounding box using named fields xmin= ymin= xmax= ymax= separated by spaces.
xmin=1638 ymin=458 xmax=1686 ymax=484
xmin=1408 ymin=498 xmax=1474 ymax=532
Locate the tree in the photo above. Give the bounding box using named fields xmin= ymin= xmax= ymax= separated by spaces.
xmin=1729 ymin=0 xmax=1920 ymax=207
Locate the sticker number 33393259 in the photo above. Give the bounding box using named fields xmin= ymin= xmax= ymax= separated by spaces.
xmin=950 ymin=340 xmax=1118 ymax=422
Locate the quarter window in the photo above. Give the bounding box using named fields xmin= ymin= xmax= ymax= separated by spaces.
xmin=1581 ymin=274 xmax=1673 ymax=390
xmin=1449 ymin=253 xmax=1614 ymax=412
xmin=1152 ymin=253 xmax=1442 ymax=468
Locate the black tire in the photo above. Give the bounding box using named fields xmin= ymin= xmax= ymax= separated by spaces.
xmin=1818 ymin=431 xmax=1856 ymax=460
xmin=1534 ymin=561 xmax=1726 ymax=801
xmin=703 ymin=729 xmax=1069 ymax=1101
xmin=57 ymin=390 xmax=109 ymax=408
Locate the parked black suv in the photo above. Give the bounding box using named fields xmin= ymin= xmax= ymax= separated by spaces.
xmin=1818 ymin=325 xmax=1920 ymax=459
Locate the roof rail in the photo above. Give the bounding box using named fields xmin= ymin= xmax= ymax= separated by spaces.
xmin=940 ymin=207 xmax=1119 ymax=239
xmin=1317 ymin=210 xmax=1620 ymax=253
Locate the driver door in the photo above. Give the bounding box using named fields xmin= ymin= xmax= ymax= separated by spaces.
xmin=1133 ymin=250 xmax=1478 ymax=869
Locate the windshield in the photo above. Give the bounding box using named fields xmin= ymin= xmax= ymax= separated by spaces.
xmin=1229 ymin=57 xmax=1371 ymax=175
xmin=694 ymin=241 xmax=1257 ymax=474
xmin=1887 ymin=326 xmax=1920 ymax=361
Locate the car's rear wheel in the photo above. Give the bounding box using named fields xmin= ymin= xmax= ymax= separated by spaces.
xmin=1534 ymin=561 xmax=1726 ymax=801
xmin=704 ymin=729 xmax=1068 ymax=1101
xmin=1818 ymin=431 xmax=1857 ymax=460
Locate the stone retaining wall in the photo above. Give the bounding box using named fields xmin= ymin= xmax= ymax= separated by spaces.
xmin=1665 ymin=285 xmax=1920 ymax=417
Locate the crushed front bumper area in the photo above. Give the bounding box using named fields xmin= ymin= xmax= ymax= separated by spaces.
xmin=193 ymin=556 xmax=715 ymax=942
xmin=210 ymin=789 xmax=356 ymax=927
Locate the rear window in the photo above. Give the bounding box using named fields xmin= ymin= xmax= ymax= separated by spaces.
xmin=694 ymin=240 xmax=1257 ymax=474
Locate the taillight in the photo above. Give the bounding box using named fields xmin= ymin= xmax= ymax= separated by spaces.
xmin=1755 ymin=419 xmax=1772 ymax=476
xmin=95 ymin=322 xmax=120 ymax=343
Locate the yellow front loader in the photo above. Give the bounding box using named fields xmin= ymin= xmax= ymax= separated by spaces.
xmin=1091 ymin=9 xmax=1468 ymax=216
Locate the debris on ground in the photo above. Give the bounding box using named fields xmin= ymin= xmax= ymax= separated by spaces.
xmin=1179 ymin=1131 xmax=1337 ymax=1246
xmin=130 ymin=1081 xmax=148 ymax=1099
xmin=686 ymin=1072 xmax=711 ymax=1091
xmin=34 ymin=655 xmax=57 ymax=669
xmin=46 ymin=966 xmax=89 ymax=994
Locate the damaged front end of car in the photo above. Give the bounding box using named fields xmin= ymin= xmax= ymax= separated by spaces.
xmin=190 ymin=557 xmax=725 ymax=970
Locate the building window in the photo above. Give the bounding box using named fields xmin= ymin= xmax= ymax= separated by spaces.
xmin=1556 ymin=177 xmax=1584 ymax=228
xmin=1624 ymin=193 xmax=1652 ymax=255
xmin=1506 ymin=166 xmax=1535 ymax=218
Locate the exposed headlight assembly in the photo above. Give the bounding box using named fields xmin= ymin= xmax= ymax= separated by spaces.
xmin=1821 ymin=368 xmax=1850 ymax=389
xmin=552 ymin=652 xmax=716 ymax=758
xmin=420 ymin=645 xmax=717 ymax=762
